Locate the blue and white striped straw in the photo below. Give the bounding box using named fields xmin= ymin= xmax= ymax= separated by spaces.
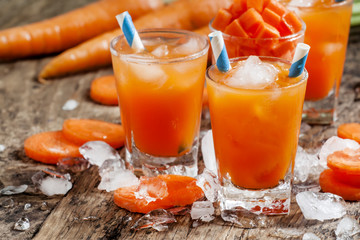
xmin=116 ymin=11 xmax=145 ymax=51
xmin=208 ymin=31 xmax=231 ymax=73
xmin=288 ymin=43 xmax=310 ymax=78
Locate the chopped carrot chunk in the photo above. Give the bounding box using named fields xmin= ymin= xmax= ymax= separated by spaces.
xmin=255 ymin=22 xmax=280 ymax=38
xmin=266 ymin=0 xmax=288 ymax=16
xmin=224 ymin=19 xmax=249 ymax=37
xmin=211 ymin=8 xmax=233 ymax=31
xmin=262 ymin=8 xmax=281 ymax=28
xmin=239 ymin=8 xmax=264 ymax=37
xmin=247 ymin=0 xmax=264 ymax=13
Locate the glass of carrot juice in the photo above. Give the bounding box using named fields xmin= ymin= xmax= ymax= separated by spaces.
xmin=110 ymin=29 xmax=209 ymax=177
xmin=281 ymin=0 xmax=353 ymax=124
xmin=206 ymin=56 xmax=307 ymax=226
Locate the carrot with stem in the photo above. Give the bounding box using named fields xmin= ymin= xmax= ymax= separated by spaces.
xmin=0 ymin=0 xmax=164 ymax=59
xmin=39 ymin=0 xmax=231 ymax=80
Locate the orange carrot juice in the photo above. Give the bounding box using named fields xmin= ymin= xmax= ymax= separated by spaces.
xmin=110 ymin=29 xmax=208 ymax=176
xmin=281 ymin=0 xmax=352 ymax=101
xmin=206 ymin=56 xmax=307 ymax=189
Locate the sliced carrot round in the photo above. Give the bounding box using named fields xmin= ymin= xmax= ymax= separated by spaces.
xmin=333 ymin=171 xmax=360 ymax=188
xmin=319 ymin=169 xmax=360 ymax=201
xmin=337 ymin=123 xmax=360 ymax=143
xmin=90 ymin=75 xmax=118 ymax=106
xmin=114 ymin=175 xmax=204 ymax=213
xmin=62 ymin=119 xmax=124 ymax=149
xmin=327 ymin=148 xmax=360 ymax=175
xmin=24 ymin=131 xmax=82 ymax=164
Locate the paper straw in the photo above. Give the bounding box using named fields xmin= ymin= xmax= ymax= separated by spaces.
xmin=288 ymin=43 xmax=310 ymax=78
xmin=116 ymin=11 xmax=145 ymax=51
xmin=208 ymin=31 xmax=231 ymax=72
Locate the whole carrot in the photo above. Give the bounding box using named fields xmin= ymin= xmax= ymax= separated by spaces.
xmin=0 ymin=0 xmax=164 ymax=59
xmin=39 ymin=0 xmax=231 ymax=81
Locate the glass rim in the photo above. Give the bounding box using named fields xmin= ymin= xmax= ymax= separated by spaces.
xmin=110 ymin=28 xmax=209 ymax=64
xmin=209 ymin=17 xmax=306 ymax=41
xmin=283 ymin=0 xmax=353 ymax=8
xmin=206 ymin=56 xmax=308 ymax=92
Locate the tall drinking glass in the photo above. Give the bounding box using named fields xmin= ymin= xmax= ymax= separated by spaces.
xmin=110 ymin=29 xmax=209 ymax=177
xmin=206 ymin=56 xmax=307 ymax=227
xmin=281 ymin=0 xmax=353 ymax=124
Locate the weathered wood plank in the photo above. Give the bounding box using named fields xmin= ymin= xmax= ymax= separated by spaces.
xmin=0 ymin=0 xmax=360 ymax=239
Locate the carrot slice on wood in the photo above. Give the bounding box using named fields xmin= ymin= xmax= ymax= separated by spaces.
xmin=247 ymin=0 xmax=264 ymax=13
xmin=255 ymin=22 xmax=280 ymax=38
xmin=24 ymin=131 xmax=82 ymax=164
xmin=90 ymin=75 xmax=118 ymax=106
xmin=114 ymin=175 xmax=204 ymax=213
xmin=224 ymin=19 xmax=249 ymax=37
xmin=327 ymin=148 xmax=360 ymax=175
xmin=266 ymin=0 xmax=287 ymax=17
xmin=211 ymin=8 xmax=233 ymax=32
xmin=333 ymin=171 xmax=360 ymax=188
xmin=238 ymin=8 xmax=264 ymax=37
xmin=262 ymin=8 xmax=281 ymax=28
xmin=338 ymin=123 xmax=360 ymax=143
xmin=319 ymin=169 xmax=360 ymax=201
xmin=62 ymin=119 xmax=124 ymax=149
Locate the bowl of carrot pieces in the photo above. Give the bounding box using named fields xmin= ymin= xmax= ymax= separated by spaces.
xmin=210 ymin=0 xmax=305 ymax=61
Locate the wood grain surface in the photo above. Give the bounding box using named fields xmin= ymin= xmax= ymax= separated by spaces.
xmin=1 ymin=0 xmax=360 ymax=239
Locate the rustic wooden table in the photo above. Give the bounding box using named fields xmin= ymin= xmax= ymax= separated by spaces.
xmin=1 ymin=0 xmax=360 ymax=239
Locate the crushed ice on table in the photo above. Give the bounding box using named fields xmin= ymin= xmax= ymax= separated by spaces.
xmin=172 ymin=37 xmax=200 ymax=55
xmin=132 ymin=209 xmax=176 ymax=232
xmin=224 ymin=56 xmax=279 ymax=89
xmin=190 ymin=201 xmax=215 ymax=223
xmin=62 ymin=99 xmax=79 ymax=111
xmin=98 ymin=159 xmax=139 ymax=192
xmin=296 ymin=191 xmax=346 ymax=221
xmin=79 ymin=141 xmax=121 ymax=167
xmin=0 ymin=144 xmax=5 ymax=152
xmin=24 ymin=203 xmax=31 ymax=210
xmin=151 ymin=45 xmax=169 ymax=58
xmin=134 ymin=177 xmax=167 ymax=203
xmin=31 ymin=170 xmax=72 ymax=196
xmin=40 ymin=202 xmax=49 ymax=211
xmin=319 ymin=136 xmax=360 ymax=168
xmin=302 ymin=232 xmax=321 ymax=240
xmin=196 ymin=168 xmax=220 ymax=202
xmin=14 ymin=217 xmax=30 ymax=231
xmin=57 ymin=157 xmax=90 ymax=173
xmin=201 ymin=130 xmax=217 ymax=175
xmin=294 ymin=146 xmax=323 ymax=183
xmin=1 ymin=198 xmax=15 ymax=208
xmin=335 ymin=216 xmax=360 ymax=239
xmin=1 ymin=184 xmax=28 ymax=195
xmin=300 ymin=122 xmax=311 ymax=135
